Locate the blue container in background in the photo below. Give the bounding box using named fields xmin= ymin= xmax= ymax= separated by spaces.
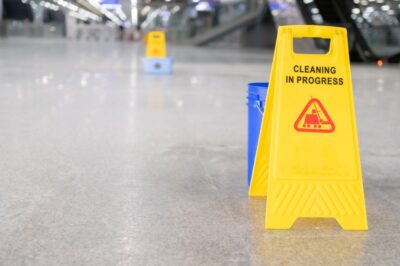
xmin=247 ymin=82 xmax=268 ymax=186
xmin=143 ymin=57 xmax=173 ymax=74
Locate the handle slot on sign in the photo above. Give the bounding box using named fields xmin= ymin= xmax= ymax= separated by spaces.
xmin=293 ymin=38 xmax=331 ymax=54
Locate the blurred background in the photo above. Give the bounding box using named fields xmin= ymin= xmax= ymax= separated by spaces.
xmin=1 ymin=0 xmax=400 ymax=61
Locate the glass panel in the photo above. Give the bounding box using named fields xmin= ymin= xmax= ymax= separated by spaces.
xmin=355 ymin=1 xmax=400 ymax=57
xmin=140 ymin=0 xmax=257 ymax=43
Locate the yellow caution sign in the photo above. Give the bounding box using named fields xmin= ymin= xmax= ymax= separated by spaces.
xmin=249 ymin=25 xmax=368 ymax=230
xmin=146 ymin=31 xmax=167 ymax=58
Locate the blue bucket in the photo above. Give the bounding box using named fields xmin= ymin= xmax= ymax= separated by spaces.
xmin=247 ymin=82 xmax=268 ymax=186
xmin=143 ymin=57 xmax=173 ymax=74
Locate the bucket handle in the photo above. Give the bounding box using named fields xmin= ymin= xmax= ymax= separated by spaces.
xmin=246 ymin=97 xmax=264 ymax=115
xmin=255 ymin=100 xmax=263 ymax=115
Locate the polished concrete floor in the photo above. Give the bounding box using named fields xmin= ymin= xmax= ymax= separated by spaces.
xmin=0 ymin=38 xmax=400 ymax=265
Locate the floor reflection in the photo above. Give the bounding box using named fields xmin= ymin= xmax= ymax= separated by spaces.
xmin=247 ymin=198 xmax=368 ymax=265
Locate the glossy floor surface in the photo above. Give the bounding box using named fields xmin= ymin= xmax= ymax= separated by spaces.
xmin=1 ymin=39 xmax=400 ymax=265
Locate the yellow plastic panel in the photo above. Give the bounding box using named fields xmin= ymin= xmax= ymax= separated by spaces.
xmin=249 ymin=25 xmax=368 ymax=230
xmin=146 ymin=31 xmax=167 ymax=58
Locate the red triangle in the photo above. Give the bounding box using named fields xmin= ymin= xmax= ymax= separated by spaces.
xmin=294 ymin=98 xmax=335 ymax=133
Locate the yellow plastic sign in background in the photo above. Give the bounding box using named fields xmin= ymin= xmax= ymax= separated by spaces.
xmin=249 ymin=25 xmax=368 ymax=230
xmin=146 ymin=31 xmax=167 ymax=58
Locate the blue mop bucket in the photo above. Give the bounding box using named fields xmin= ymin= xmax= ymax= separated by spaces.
xmin=143 ymin=57 xmax=173 ymax=74
xmin=247 ymin=82 xmax=268 ymax=186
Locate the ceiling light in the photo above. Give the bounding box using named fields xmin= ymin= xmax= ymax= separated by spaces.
xmin=311 ymin=7 xmax=319 ymax=14
xmin=365 ymin=6 xmax=374 ymax=12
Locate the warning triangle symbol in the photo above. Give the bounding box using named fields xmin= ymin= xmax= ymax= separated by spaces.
xmin=294 ymin=98 xmax=335 ymax=133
